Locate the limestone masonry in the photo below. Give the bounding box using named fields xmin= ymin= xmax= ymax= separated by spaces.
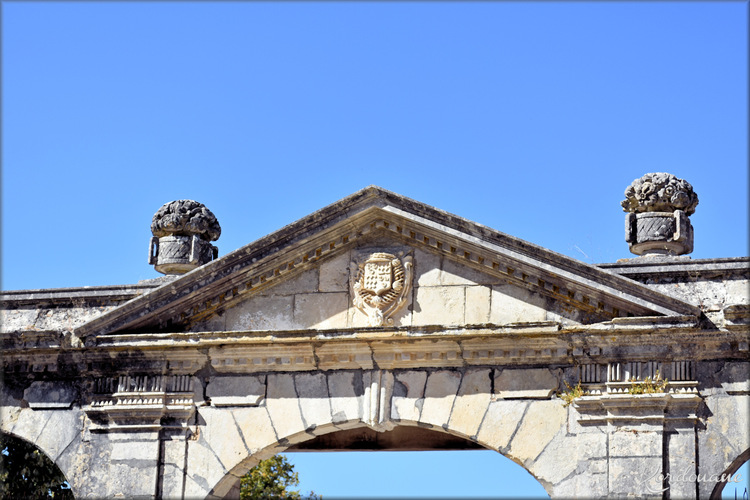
xmin=1 ymin=179 xmax=748 ymax=499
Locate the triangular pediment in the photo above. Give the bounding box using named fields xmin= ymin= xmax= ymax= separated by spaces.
xmin=75 ymin=187 xmax=700 ymax=338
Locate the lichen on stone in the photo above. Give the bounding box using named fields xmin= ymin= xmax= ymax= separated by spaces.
xmin=150 ymin=200 xmax=221 ymax=241
xmin=621 ymin=172 xmax=698 ymax=215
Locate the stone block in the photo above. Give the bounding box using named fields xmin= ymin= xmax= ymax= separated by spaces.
xmin=327 ymin=371 xmax=363 ymax=428
xmin=183 ymin=470 xmax=215 ymax=500
xmin=442 ymin=257 xmax=497 ymax=286
xmin=414 ymin=249 xmax=442 ymax=287
xmin=265 ymin=374 xmax=306 ymax=440
xmin=475 ymin=400 xmax=528 ymax=451
xmin=609 ymin=456 xmax=663 ymax=497
xmin=411 ymin=286 xmax=465 ymax=327
xmin=207 ymin=375 xmax=265 ymax=406
xmin=185 ymin=436 xmax=229 ymax=499
xmin=610 ymin=429 xmax=662 ymax=457
xmin=110 ymin=439 xmax=160 ymax=462
xmin=418 ymin=370 xmax=461 ymax=428
xmin=574 ymin=431 xmax=607 ymax=461
xmin=161 ymin=463 xmax=189 ymax=499
xmin=447 ymin=368 xmax=491 ymax=438
xmin=529 ymin=433 xmax=578 ymax=485
xmin=32 ymin=409 xmax=83 ymax=461
xmin=224 ymin=296 xmax=295 ymax=331
xmin=0 ymin=405 xmax=21 ymax=433
xmin=193 ymin=314 xmax=226 ymax=332
xmin=105 ymin=461 xmax=160 ymax=498
xmin=666 ymin=426 xmax=698 ymax=499
xmin=391 ymin=370 xmax=428 ymax=422
xmin=553 ymin=472 xmax=608 ymax=498
xmin=719 ymin=361 xmax=750 ymax=393
xmin=198 ymin=407 xmax=249 ymax=472
xmin=319 ymin=252 xmax=351 ymax=292
xmin=489 ymin=284 xmax=547 ymax=324
xmin=508 ymin=400 xmax=566 ymax=463
xmin=23 ymin=381 xmax=77 ymax=409
xmin=232 ymin=406 xmax=280 ymax=453
xmin=264 ymin=268 xmax=319 ymax=295
xmin=9 ymin=407 xmax=52 ymax=444
xmin=0 ymin=308 xmax=39 ymax=333
xmin=725 ymin=279 xmax=750 ymax=306
xmin=494 ymin=368 xmax=558 ymax=399
xmin=294 ymin=373 xmax=334 ymax=433
xmin=160 ymin=431 xmax=191 ymax=498
xmin=464 ymin=286 xmax=491 ymax=324
xmin=294 ymin=292 xmax=348 ymax=329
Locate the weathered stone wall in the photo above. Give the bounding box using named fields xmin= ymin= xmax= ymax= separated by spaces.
xmin=195 ymin=243 xmax=593 ymax=333
xmin=2 ymin=358 xmax=747 ymax=498
xmin=600 ymin=257 xmax=748 ymax=330
xmin=1 ymin=256 xmax=747 ymax=499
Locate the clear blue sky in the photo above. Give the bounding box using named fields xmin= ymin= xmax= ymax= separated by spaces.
xmin=2 ymin=2 xmax=747 ymax=498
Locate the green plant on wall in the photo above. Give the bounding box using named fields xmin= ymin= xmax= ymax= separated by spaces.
xmin=628 ymin=371 xmax=668 ymax=395
xmin=559 ymin=380 xmax=586 ymax=407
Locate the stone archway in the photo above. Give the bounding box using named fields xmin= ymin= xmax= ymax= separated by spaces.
xmin=183 ymin=368 xmax=589 ymax=500
xmin=0 ymin=431 xmax=73 ymax=498
xmin=709 ymin=449 xmax=750 ymax=500
xmin=210 ymin=425 xmax=552 ymax=500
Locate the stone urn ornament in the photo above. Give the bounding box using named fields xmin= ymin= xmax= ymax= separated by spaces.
xmin=148 ymin=200 xmax=221 ymax=274
xmin=622 ymin=173 xmax=698 ymax=256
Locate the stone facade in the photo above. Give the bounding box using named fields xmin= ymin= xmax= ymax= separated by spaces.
xmin=1 ymin=186 xmax=748 ymax=499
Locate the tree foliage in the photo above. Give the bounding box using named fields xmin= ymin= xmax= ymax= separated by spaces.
xmin=240 ymin=455 xmax=320 ymax=500
xmin=0 ymin=433 xmax=73 ymax=499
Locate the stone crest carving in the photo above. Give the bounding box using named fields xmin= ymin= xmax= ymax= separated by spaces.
xmin=148 ymin=200 xmax=221 ymax=274
xmin=352 ymin=252 xmax=413 ymax=327
xmin=621 ymin=173 xmax=698 ymax=256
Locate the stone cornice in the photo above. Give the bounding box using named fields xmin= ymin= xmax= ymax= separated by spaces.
xmin=5 ymin=319 xmax=748 ymax=376
xmin=0 ymin=284 xmax=159 ymax=307
xmin=72 ymin=188 xmax=701 ymax=338
xmin=598 ymin=256 xmax=750 ymax=281
xmin=574 ymin=393 xmax=703 ymax=424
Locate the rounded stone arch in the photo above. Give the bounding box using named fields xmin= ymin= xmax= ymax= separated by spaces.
xmin=0 ymin=430 xmax=73 ymax=498
xmin=0 ymin=406 xmax=85 ymax=496
xmin=191 ymin=368 xmax=580 ymax=499
xmin=709 ymin=447 xmax=750 ymax=500
xmin=206 ymin=420 xmax=552 ymax=499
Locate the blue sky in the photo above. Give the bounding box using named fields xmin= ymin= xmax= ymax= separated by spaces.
xmin=2 ymin=2 xmax=747 ymax=498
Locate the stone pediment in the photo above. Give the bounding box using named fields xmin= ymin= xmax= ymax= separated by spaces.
xmin=75 ymin=187 xmax=700 ymax=338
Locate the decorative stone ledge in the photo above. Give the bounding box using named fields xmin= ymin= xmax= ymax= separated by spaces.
xmin=24 ymin=381 xmax=77 ymax=409
xmin=573 ymin=392 xmax=702 ymax=424
xmin=85 ymin=375 xmax=195 ymax=431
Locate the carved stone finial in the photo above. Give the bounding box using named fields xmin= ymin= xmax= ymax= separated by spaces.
xmin=622 ymin=173 xmax=698 ymax=256
xmin=148 ymin=200 xmax=221 ymax=274
xmin=352 ymin=252 xmax=413 ymax=327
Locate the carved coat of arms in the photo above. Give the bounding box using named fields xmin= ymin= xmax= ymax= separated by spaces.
xmin=352 ymin=252 xmax=413 ymax=327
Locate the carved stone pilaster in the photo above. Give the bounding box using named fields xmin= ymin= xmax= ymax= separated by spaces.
xmin=622 ymin=173 xmax=698 ymax=256
xmin=362 ymin=370 xmax=395 ymax=432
